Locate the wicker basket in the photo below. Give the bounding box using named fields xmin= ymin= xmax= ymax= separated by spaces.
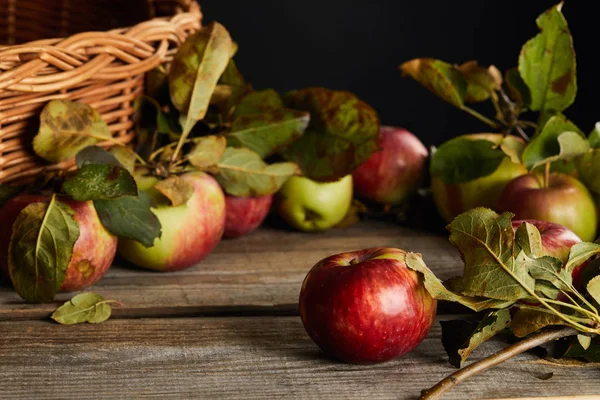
xmin=0 ymin=0 xmax=202 ymax=184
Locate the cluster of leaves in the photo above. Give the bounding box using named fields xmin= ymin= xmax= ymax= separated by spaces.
xmin=133 ymin=20 xmax=380 ymax=204
xmin=405 ymin=207 xmax=600 ymax=367
xmin=401 ymin=2 xmax=599 ymax=190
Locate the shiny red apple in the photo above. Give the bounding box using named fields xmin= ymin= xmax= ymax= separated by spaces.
xmin=498 ymin=172 xmax=598 ymax=242
xmin=0 ymin=194 xmax=117 ymax=291
xmin=352 ymin=126 xmax=428 ymax=205
xmin=223 ymin=194 xmax=273 ymax=239
xmin=299 ymin=247 xmax=437 ymax=364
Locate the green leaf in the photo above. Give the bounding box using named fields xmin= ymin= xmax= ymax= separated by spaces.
xmin=188 ymin=135 xmax=227 ymax=169
xmin=399 ymin=58 xmax=466 ymax=108
xmin=109 ymin=147 xmax=136 ymax=174
xmin=518 ymin=3 xmax=576 ymax=112
xmin=511 ymin=308 xmax=565 ymax=337
xmin=457 ymin=61 xmax=502 ymax=103
xmin=282 ymin=88 xmax=380 ymax=182
xmin=430 ymin=138 xmax=505 ymax=184
xmin=500 ymin=136 xmax=526 ymax=164
xmin=586 ymin=276 xmax=600 ymax=305
xmin=33 ymin=100 xmax=111 ymax=163
xmin=51 ymin=292 xmax=115 ymax=325
xmin=63 ymin=164 xmax=137 ymax=201
xmin=75 ymin=146 xmax=121 ymax=168
xmin=441 ymin=309 xmax=511 ymax=368
xmin=217 ymin=59 xmax=249 ymax=114
xmin=578 ymin=334 xmax=592 ymax=351
xmin=169 ymin=21 xmax=234 ymax=138
xmin=565 ymin=242 xmax=600 ymax=276
xmin=589 ymin=123 xmax=600 ymax=148
xmin=405 ymin=252 xmax=516 ymax=312
xmin=448 ymin=208 xmax=535 ymax=301
xmin=94 ymin=191 xmax=161 ymax=248
xmin=227 ymin=109 xmax=310 ymax=158
xmin=154 ymin=176 xmax=193 ymax=207
xmin=522 ymin=114 xmax=587 ymax=170
xmin=562 ymin=340 xmax=600 ymax=362
xmin=516 ymin=251 xmax=571 ymax=291
xmin=505 ymin=68 xmax=531 ymax=107
xmin=514 ymin=221 xmax=544 ymax=258
xmin=575 ymin=149 xmax=600 ymax=195
xmin=214 ymin=147 xmax=299 ymax=197
xmin=9 ymin=196 xmax=80 ymax=303
xmin=0 ymin=184 xmax=22 ymax=208
xmin=232 ymin=89 xmax=284 ymax=119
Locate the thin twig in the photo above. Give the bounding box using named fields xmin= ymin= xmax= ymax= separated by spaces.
xmin=514 ymin=125 xmax=530 ymax=142
xmin=462 ymin=106 xmax=501 ymax=129
xmin=419 ymin=327 xmax=578 ymax=400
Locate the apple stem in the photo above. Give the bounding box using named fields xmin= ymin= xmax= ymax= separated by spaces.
xmin=514 ymin=125 xmax=530 ymax=142
xmin=544 ymin=162 xmax=551 ymax=189
xmin=419 ymin=327 xmax=577 ymax=400
xmin=461 ymin=106 xmax=501 ymax=130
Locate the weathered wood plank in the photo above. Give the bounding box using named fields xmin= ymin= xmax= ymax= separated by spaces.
xmin=0 ymin=316 xmax=597 ymax=399
xmin=0 ymin=221 xmax=462 ymax=320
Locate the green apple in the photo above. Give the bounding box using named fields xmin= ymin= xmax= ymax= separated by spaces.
xmin=118 ymin=172 xmax=225 ymax=271
xmin=276 ymin=175 xmax=353 ymax=232
xmin=431 ymin=133 xmax=528 ymax=223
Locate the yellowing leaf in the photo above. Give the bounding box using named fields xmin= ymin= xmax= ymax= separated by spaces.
xmin=578 ymin=334 xmax=592 ymax=351
xmin=188 ymin=135 xmax=227 ymax=169
xmin=400 ymin=58 xmax=466 ymax=108
xmin=33 ymin=100 xmax=111 ymax=163
xmin=500 ymin=136 xmax=526 ymax=164
xmin=511 ymin=308 xmax=565 ymax=337
xmin=215 ymin=147 xmax=299 ymax=197
xmin=51 ymin=292 xmax=116 ymax=325
xmin=154 ymin=176 xmax=194 ymax=207
xmin=565 ymin=242 xmax=600 ymax=276
xmin=586 ymin=276 xmax=600 ymax=306
xmin=457 ymin=61 xmax=502 ymax=103
xmin=514 ymin=221 xmax=544 ymax=258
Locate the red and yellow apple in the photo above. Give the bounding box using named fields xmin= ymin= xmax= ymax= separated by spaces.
xmin=0 ymin=194 xmax=117 ymax=291
xmin=431 ymin=133 xmax=528 ymax=223
xmin=118 ymin=172 xmax=225 ymax=271
xmin=352 ymin=126 xmax=428 ymax=205
xmin=299 ymin=247 xmax=436 ymax=364
xmin=223 ymin=194 xmax=273 ymax=239
xmin=276 ymin=175 xmax=353 ymax=232
xmin=498 ymin=172 xmax=597 ymax=242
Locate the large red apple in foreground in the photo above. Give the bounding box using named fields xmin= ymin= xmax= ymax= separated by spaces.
xmin=118 ymin=172 xmax=225 ymax=271
xmin=498 ymin=172 xmax=597 ymax=242
xmin=0 ymin=194 xmax=117 ymax=291
xmin=299 ymin=247 xmax=436 ymax=364
xmin=352 ymin=126 xmax=428 ymax=205
xmin=223 ymin=194 xmax=273 ymax=239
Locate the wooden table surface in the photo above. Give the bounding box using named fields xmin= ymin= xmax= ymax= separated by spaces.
xmin=1 ymin=220 xmax=598 ymax=399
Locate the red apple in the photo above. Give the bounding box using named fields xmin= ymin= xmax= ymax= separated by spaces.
xmin=0 ymin=194 xmax=117 ymax=291
xmin=299 ymin=247 xmax=437 ymax=364
xmin=223 ymin=194 xmax=273 ymax=239
xmin=498 ymin=172 xmax=597 ymax=242
xmin=352 ymin=126 xmax=428 ymax=205
xmin=118 ymin=172 xmax=225 ymax=271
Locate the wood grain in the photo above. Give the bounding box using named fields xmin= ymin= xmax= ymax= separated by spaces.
xmin=1 ymin=316 xmax=598 ymax=400
xmin=0 ymin=221 xmax=462 ymax=320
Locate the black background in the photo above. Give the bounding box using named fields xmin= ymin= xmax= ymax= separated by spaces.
xmin=199 ymin=0 xmax=595 ymax=147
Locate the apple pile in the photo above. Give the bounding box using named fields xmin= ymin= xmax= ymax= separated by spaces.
xmin=401 ymin=2 xmax=600 ymax=242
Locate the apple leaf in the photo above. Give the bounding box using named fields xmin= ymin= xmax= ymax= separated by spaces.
xmin=94 ymin=191 xmax=161 ymax=248
xmin=522 ymin=114 xmax=588 ymax=170
xmin=430 ymin=137 xmax=506 ymax=184
xmin=500 ymin=136 xmax=526 ymax=164
xmin=51 ymin=292 xmax=116 ymax=325
xmin=405 ymin=252 xmax=516 ymax=312
xmin=133 ymin=96 xmax=172 ymax=160
xmin=75 ymin=146 xmax=121 ymax=168
xmin=63 ymin=164 xmax=137 ymax=201
xmin=441 ymin=309 xmax=511 ymax=368
xmin=146 ymin=66 xmax=169 ymax=102
xmin=217 ymin=59 xmax=250 ymax=114
xmin=232 ymin=89 xmax=284 ymax=119
xmin=227 ymin=109 xmax=310 ymax=158
xmin=154 ymin=176 xmax=193 ymax=207
xmin=282 ymin=88 xmax=379 ymax=182
xmin=504 ymin=68 xmax=531 ymax=107
xmin=574 ymin=149 xmax=600 ymax=195
xmin=448 ymin=208 xmax=535 ymax=301
xmin=9 ymin=196 xmax=80 ymax=303
xmin=586 ymin=276 xmax=600 ymax=306
xmin=169 ymin=21 xmax=233 ymax=139
xmin=518 ymin=2 xmax=576 ymax=113
xmin=514 ymin=221 xmax=544 ymax=258
xmin=565 ymin=242 xmax=600 ymax=276
xmin=578 ymin=334 xmax=592 ymax=351
xmin=33 ymin=100 xmax=111 ymax=163
xmin=211 ymin=85 xmax=233 ymax=105
xmin=511 ymin=308 xmax=565 ymax=338
xmin=562 ymin=340 xmax=600 ymax=362
xmin=0 ymin=184 xmax=22 ymax=208
xmin=109 ymin=147 xmax=136 ymax=174
xmin=457 ymin=61 xmax=502 ymax=103
xmin=399 ymin=58 xmax=466 ymax=108
xmin=214 ymin=147 xmax=299 ymax=197
xmin=188 ymin=135 xmax=227 ymax=169
xmin=516 ymin=251 xmax=570 ymax=292
xmin=589 ymin=123 xmax=600 ymax=148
